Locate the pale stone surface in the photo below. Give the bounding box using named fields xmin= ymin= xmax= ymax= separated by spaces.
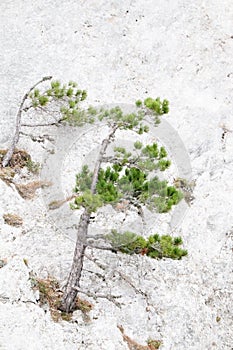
xmin=0 ymin=0 xmax=233 ymax=349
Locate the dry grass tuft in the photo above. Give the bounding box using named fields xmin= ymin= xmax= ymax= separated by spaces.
xmin=3 ymin=213 xmax=23 ymax=227
xmin=15 ymin=181 xmax=52 ymax=199
xmin=0 ymin=149 xmax=39 ymax=185
xmin=0 ymin=167 xmax=15 ymax=185
xmin=117 ymin=325 xmax=162 ymax=350
xmin=0 ymin=149 xmax=31 ymax=169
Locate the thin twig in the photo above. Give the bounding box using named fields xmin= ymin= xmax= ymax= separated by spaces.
xmin=84 ymin=252 xmax=107 ymax=270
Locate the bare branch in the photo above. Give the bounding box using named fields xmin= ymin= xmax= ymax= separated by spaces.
xmin=72 ymin=287 xmax=122 ymax=307
xmin=115 ymin=270 xmax=157 ymax=313
xmin=102 ymin=156 xmax=140 ymax=167
xmin=21 ymin=122 xmax=61 ymax=127
xmin=83 ymin=253 xmax=107 ymax=270
xmin=2 ymin=76 xmax=52 ymax=167
xmin=20 ymin=131 xmax=55 ymax=143
xmin=86 ymin=243 xmax=118 ymax=253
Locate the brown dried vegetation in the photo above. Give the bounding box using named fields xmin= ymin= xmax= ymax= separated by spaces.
xmin=3 ymin=213 xmax=23 ymax=227
xmin=0 ymin=150 xmax=42 ymax=193
xmin=15 ymin=181 xmax=51 ymax=199
xmin=0 ymin=258 xmax=7 ymax=269
xmin=0 ymin=149 xmax=31 ymax=169
xmin=34 ymin=277 xmax=93 ymax=322
xmin=117 ymin=325 xmax=162 ymax=350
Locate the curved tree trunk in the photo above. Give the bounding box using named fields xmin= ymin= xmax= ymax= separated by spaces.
xmin=2 ymin=76 xmax=52 ymax=167
xmin=60 ymin=124 xmax=118 ymax=313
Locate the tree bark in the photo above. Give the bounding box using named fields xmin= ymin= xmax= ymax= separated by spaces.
xmin=59 ymin=209 xmax=89 ymax=312
xmin=2 ymin=76 xmax=52 ymax=167
xmin=60 ymin=123 xmax=119 ymax=313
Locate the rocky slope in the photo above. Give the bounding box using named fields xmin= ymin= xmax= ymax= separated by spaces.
xmin=0 ymin=1 xmax=233 ymax=349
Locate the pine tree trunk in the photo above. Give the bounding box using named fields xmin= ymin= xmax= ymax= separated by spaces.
xmin=60 ymin=124 xmax=118 ymax=313
xmin=59 ymin=209 xmax=89 ymax=313
xmin=2 ymin=76 xmax=52 ymax=167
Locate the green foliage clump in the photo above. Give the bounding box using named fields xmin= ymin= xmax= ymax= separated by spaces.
xmin=118 ymin=167 xmax=148 ymax=198
xmin=97 ymin=106 xmax=149 ymax=135
xmin=72 ymin=190 xmax=103 ymax=213
xmin=134 ymin=141 xmax=143 ymax=150
xmin=144 ymin=97 xmax=169 ymax=115
xmin=75 ymin=166 xmax=121 ymax=208
xmin=106 ymin=230 xmax=187 ymax=260
xmin=29 ymin=81 xmax=169 ymax=131
xmin=29 ymin=80 xmax=91 ymax=126
xmin=75 ymin=165 xmax=93 ymax=192
xmin=114 ymin=147 xmax=132 ymax=159
xmin=114 ymin=142 xmax=171 ymax=173
xmin=142 ymin=143 xmax=159 ymax=158
xmin=117 ymin=167 xmax=182 ymax=213
xmin=146 ymin=234 xmax=187 ymax=259
xmin=157 ymin=159 xmax=171 ymax=171
xmin=74 ymin=160 xmax=182 ymax=214
xmin=135 ymin=100 xmax=142 ymax=107
xmin=145 ymin=179 xmax=183 ymax=213
xmin=159 ymin=146 xmax=167 ymax=159
xmin=96 ymin=167 xmax=121 ymax=203
xmin=106 ymin=230 xmax=147 ymax=254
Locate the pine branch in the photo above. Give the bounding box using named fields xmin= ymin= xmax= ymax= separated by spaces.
xmin=19 ymin=131 xmax=55 ymax=143
xmin=21 ymin=122 xmax=61 ymax=127
xmin=86 ymin=243 xmax=118 ymax=253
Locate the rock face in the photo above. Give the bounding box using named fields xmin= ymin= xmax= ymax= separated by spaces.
xmin=0 ymin=1 xmax=233 ymax=349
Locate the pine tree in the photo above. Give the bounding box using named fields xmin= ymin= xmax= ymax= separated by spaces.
xmin=3 ymin=78 xmax=187 ymax=314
